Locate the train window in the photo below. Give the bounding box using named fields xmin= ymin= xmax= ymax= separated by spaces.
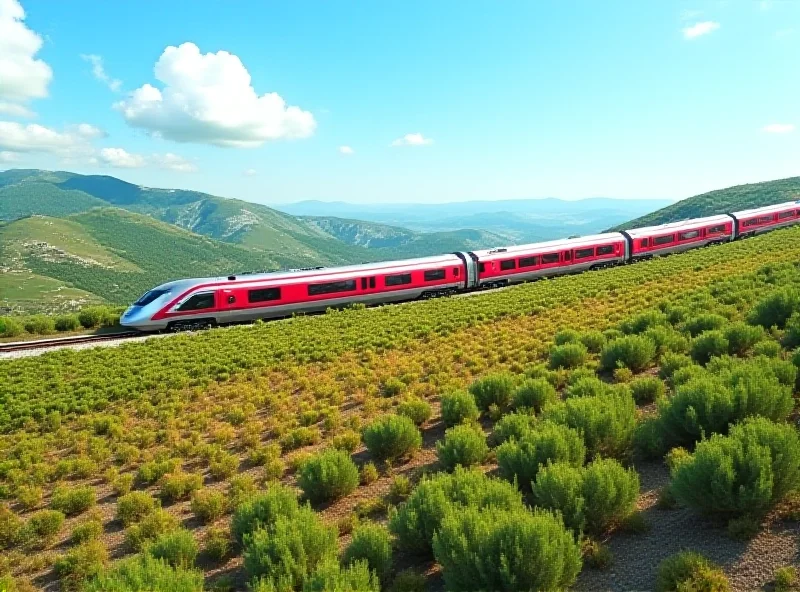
xmin=134 ymin=289 xmax=168 ymax=306
xmin=478 ymin=262 xmax=486 ymax=273
xmin=361 ymin=278 xmax=367 ymax=290
xmin=541 ymin=253 xmax=559 ymax=264
xmin=249 ymin=288 xmax=281 ymax=303
xmin=519 ymin=256 xmax=538 ymax=267
xmin=500 ymin=260 xmax=516 ymax=271
xmin=370 ymin=277 xmax=376 ymax=289
xmin=596 ymin=245 xmax=614 ymax=256
xmin=177 ymin=292 xmax=215 ymax=311
xmin=453 ymin=267 xmax=460 ymax=277
xmin=653 ymin=234 xmax=675 ymax=246
xmin=742 ymin=219 xmax=757 ymax=227
xmin=385 ymin=273 xmax=412 ymax=287
xmin=424 ymin=269 xmax=447 ymax=281
xmin=308 ymin=280 xmax=357 ymax=296
xmin=678 ymin=230 xmax=700 ymax=241
xmin=575 ymin=248 xmax=594 ymax=259
xmin=779 ymin=210 xmax=796 ymax=219
xmin=708 ymin=225 xmax=726 ymax=234
xmin=564 ymin=251 xmax=571 ymax=261
xmin=759 ymin=216 xmax=773 ymax=224
xmin=640 ymin=238 xmax=649 ymax=247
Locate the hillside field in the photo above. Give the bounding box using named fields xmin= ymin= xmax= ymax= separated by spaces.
xmin=3 ymin=227 xmax=800 ymax=590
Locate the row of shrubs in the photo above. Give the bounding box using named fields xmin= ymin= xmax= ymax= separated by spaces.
xmin=0 ymin=306 xmax=121 ymax=337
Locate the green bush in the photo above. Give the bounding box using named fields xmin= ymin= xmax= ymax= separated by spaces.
xmin=658 ymin=353 xmax=693 ymax=380
xmin=469 ymin=372 xmax=516 ymax=410
xmin=298 ymin=448 xmax=360 ymax=503
xmin=397 ymin=397 xmax=432 ymax=426
xmin=671 ymin=417 xmax=800 ymax=517
xmin=362 ymin=414 xmax=422 ymax=462
xmin=630 ymin=376 xmax=665 ymax=404
xmin=25 ymin=509 xmax=64 ymax=543
xmin=159 ymin=471 xmax=203 ymax=502
xmin=432 ymin=506 xmax=581 ymax=592
xmin=78 ymin=307 xmax=109 ymax=329
xmin=147 ymin=528 xmax=199 ymax=568
xmin=724 ymin=321 xmax=764 ymax=355
xmin=436 ymin=424 xmax=488 ymax=470
xmin=71 ymin=519 xmax=103 ymax=544
xmin=543 ymin=391 xmax=636 ymax=459
xmin=389 ymin=570 xmax=426 ymax=592
xmin=513 ymin=378 xmax=557 ymax=413
xmin=549 ymin=342 xmax=588 ymax=370
xmin=204 ymin=526 xmax=231 ymax=562
xmin=643 ymin=326 xmax=689 ymax=355
xmin=775 ymin=566 xmax=797 ymax=592
xmin=331 ymin=431 xmax=361 ymax=453
xmin=54 ymin=314 xmax=80 ymax=332
xmin=655 ymin=551 xmax=730 ymax=592
xmin=23 ymin=314 xmax=55 ymax=335
xmin=54 ymin=540 xmax=108 ymax=591
xmin=0 ymin=317 xmax=23 ymax=338
xmin=82 ymin=555 xmax=205 ymax=592
xmin=390 ymin=467 xmax=524 ymax=555
xmin=281 ymin=427 xmax=322 ymax=451
xmin=748 ymin=289 xmax=800 ymax=329
xmin=753 ymin=340 xmax=782 ymax=358
xmin=690 ymin=331 xmax=729 ymax=365
xmin=243 ymin=505 xmax=337 ymax=589
xmin=0 ymin=505 xmax=23 ymax=549
xmin=342 ymin=522 xmax=392 ymax=582
xmin=116 ymin=492 xmax=157 ymax=526
xmin=533 ymin=459 xmax=639 ymax=535
xmin=580 ymin=330 xmax=607 ymax=353
xmin=496 ymin=421 xmax=585 ymax=490
xmin=554 ymin=329 xmax=581 ymax=344
xmin=683 ymin=313 xmax=728 ymax=337
xmin=600 ymin=335 xmax=656 ymax=372
xmin=565 ymin=376 xmax=609 ymax=399
xmin=137 ymin=458 xmax=180 ymax=484
xmin=209 ymin=451 xmax=239 ymax=480
xmin=190 ymin=488 xmax=227 ymax=523
xmin=302 ymin=559 xmax=380 ymax=592
xmin=440 ymin=390 xmax=480 ymax=427
xmin=125 ymin=509 xmax=179 ymax=551
xmin=621 ymin=310 xmax=669 ymax=334
xmin=232 ymin=484 xmax=300 ymax=545
xmin=491 ymin=411 xmax=537 ymax=445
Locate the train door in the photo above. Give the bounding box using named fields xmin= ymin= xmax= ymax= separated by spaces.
xmin=220 ymin=289 xmax=238 ymax=310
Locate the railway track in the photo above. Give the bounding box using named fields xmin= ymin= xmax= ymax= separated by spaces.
xmin=0 ymin=331 xmax=141 ymax=353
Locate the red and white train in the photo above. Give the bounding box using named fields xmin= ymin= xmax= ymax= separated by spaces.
xmin=121 ymin=201 xmax=800 ymax=331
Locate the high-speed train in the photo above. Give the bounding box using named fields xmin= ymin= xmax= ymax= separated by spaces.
xmin=120 ymin=201 xmax=800 ymax=332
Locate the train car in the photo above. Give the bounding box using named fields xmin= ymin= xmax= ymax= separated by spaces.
xmin=121 ymin=253 xmax=469 ymax=331
xmin=730 ymin=201 xmax=800 ymax=238
xmin=470 ymin=233 xmax=628 ymax=288
xmin=621 ymin=214 xmax=734 ymax=260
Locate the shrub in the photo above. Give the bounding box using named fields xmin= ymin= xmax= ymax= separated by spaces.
xmin=726 ymin=515 xmax=760 ymax=540
xmin=775 ymin=566 xmax=798 ymax=592
xmin=362 ymin=415 xmax=422 ymax=462
xmin=748 ymin=289 xmax=800 ymax=329
xmin=331 ymin=430 xmax=361 ymax=452
xmin=389 ymin=570 xmax=426 ymax=592
xmin=228 ymin=474 xmax=258 ymax=509
xmin=549 ymin=342 xmax=588 ymax=370
xmin=116 ymin=492 xmax=157 ymax=526
xmin=565 ymin=376 xmax=609 ymax=399
xmin=204 ymin=526 xmax=231 ymax=562
xmin=82 ymin=555 xmax=204 ymax=592
xmin=655 ymin=551 xmax=730 ymax=592
xmin=469 ymin=372 xmax=516 ymax=410
xmin=659 ymin=352 xmax=693 ymax=380
xmin=232 ymin=484 xmax=300 ymax=545
xmin=281 ymin=427 xmax=321 ymax=451
xmin=436 ymin=424 xmax=488 ymax=470
xmin=630 ymin=376 xmax=665 ymax=404
xmin=513 ymin=378 xmax=557 ymax=413
xmin=390 ymin=467 xmax=524 ymax=555
xmin=554 ymin=328 xmax=581 ymax=344
xmin=23 ymin=314 xmax=55 ymax=335
xmin=440 ymin=390 xmax=480 ymax=427
xmin=343 ymin=522 xmax=393 ymax=582
xmin=600 ymin=335 xmax=656 ymax=372
xmin=580 ymin=330 xmax=607 ymax=353
xmin=302 ymin=559 xmax=380 ymax=592
xmin=671 ymin=417 xmax=800 ymax=517
xmin=16 ymin=485 xmax=42 ymax=510
xmin=147 ymin=528 xmax=199 ymax=568
xmin=0 ymin=505 xmax=23 ymax=549
xmin=491 ymin=411 xmax=537 ymax=445
xmin=382 ymin=377 xmax=406 ymax=397
xmin=0 ymin=317 xmax=23 ymax=338
xmin=190 ymin=488 xmax=227 ymax=523
xmin=691 ymin=331 xmax=729 ymax=365
xmin=388 ymin=474 xmax=412 ymax=504
xmin=683 ymin=314 xmax=728 ymax=337
xmin=533 ymin=459 xmax=639 ymax=535
xmin=432 ymin=506 xmax=581 ymax=592
xmin=621 ymin=310 xmax=669 ymax=334
xmin=242 ymin=505 xmax=337 ymax=589
xmin=25 ymin=509 xmax=64 ymax=543
xmin=544 ymin=391 xmax=637 ymax=459
xmin=160 ymin=471 xmax=203 ymax=502
xmin=137 ymin=458 xmax=180 ymax=484
xmin=360 ymin=462 xmax=379 ymax=485
xmin=209 ymin=452 xmax=239 ymax=480
xmin=644 ymin=326 xmax=689 ymax=355
xmin=397 ymin=397 xmax=432 ymax=426
xmin=496 ymin=421 xmax=585 ymax=490
xmin=298 ymin=449 xmax=360 ymax=503
xmin=724 ymin=321 xmax=764 ymax=355
xmin=754 ymin=340 xmax=782 ymax=358
xmin=54 ymin=540 xmax=108 ymax=590
xmin=125 ymin=509 xmax=179 ymax=551
xmin=54 ymin=314 xmax=80 ymax=332
xmin=71 ymin=520 xmax=103 ymax=544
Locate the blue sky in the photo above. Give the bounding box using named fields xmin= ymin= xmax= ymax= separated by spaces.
xmin=0 ymin=0 xmax=798 ymax=205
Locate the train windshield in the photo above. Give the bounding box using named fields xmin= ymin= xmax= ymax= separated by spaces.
xmin=133 ymin=289 xmax=168 ymax=306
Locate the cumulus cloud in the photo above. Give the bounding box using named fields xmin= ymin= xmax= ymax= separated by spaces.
xmin=98 ymin=148 xmax=197 ymax=172
xmin=338 ymin=145 xmax=354 ymax=155
xmin=0 ymin=150 xmax=19 ymax=162
xmin=154 ymin=152 xmax=197 ymax=172
xmin=98 ymin=147 xmax=146 ymax=168
xmin=683 ymin=21 xmax=720 ymax=39
xmin=243 ymin=168 xmax=257 ymax=176
xmin=0 ymin=121 xmax=100 ymax=156
xmin=390 ymin=133 xmax=434 ymax=147
xmin=0 ymin=0 xmax=52 ymax=105
xmin=763 ymin=123 xmax=795 ymax=134
xmin=81 ymin=54 xmax=122 ymax=92
xmin=0 ymin=101 xmax=34 ymax=117
xmin=115 ymin=42 xmax=316 ymax=148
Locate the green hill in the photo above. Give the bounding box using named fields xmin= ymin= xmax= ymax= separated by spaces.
xmin=613 ymin=176 xmax=800 ymax=230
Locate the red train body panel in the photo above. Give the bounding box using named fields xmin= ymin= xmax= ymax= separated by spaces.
xmin=622 ymin=215 xmax=734 ymax=259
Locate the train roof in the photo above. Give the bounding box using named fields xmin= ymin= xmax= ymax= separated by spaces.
xmin=471 ymin=233 xmax=625 ymax=260
xmin=730 ymin=200 xmax=800 ymax=218
xmin=623 ymin=214 xmax=732 ymax=239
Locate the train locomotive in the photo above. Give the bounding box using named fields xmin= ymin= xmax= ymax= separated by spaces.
xmin=120 ymin=201 xmax=800 ymax=332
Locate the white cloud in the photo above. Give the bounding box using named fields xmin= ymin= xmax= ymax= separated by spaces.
xmin=338 ymin=145 xmax=354 ymax=155
xmin=115 ymin=42 xmax=316 ymax=148
xmin=390 ymin=133 xmax=434 ymax=147
xmin=683 ymin=21 xmax=721 ymax=39
xmin=763 ymin=123 xmax=795 ymax=134
xmin=81 ymin=54 xmax=122 ymax=92
xmin=154 ymin=152 xmax=197 ymax=173
xmin=0 ymin=121 xmax=100 ymax=156
xmin=0 ymin=101 xmax=34 ymax=117
xmin=0 ymin=0 xmax=52 ymax=105
xmin=243 ymin=168 xmax=257 ymax=176
xmin=98 ymin=147 xmax=146 ymax=168
xmin=71 ymin=123 xmax=105 ymax=139
xmin=0 ymin=150 xmax=19 ymax=162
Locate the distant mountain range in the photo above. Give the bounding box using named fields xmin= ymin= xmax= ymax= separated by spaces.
xmin=277 ymin=197 xmax=674 ymax=242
